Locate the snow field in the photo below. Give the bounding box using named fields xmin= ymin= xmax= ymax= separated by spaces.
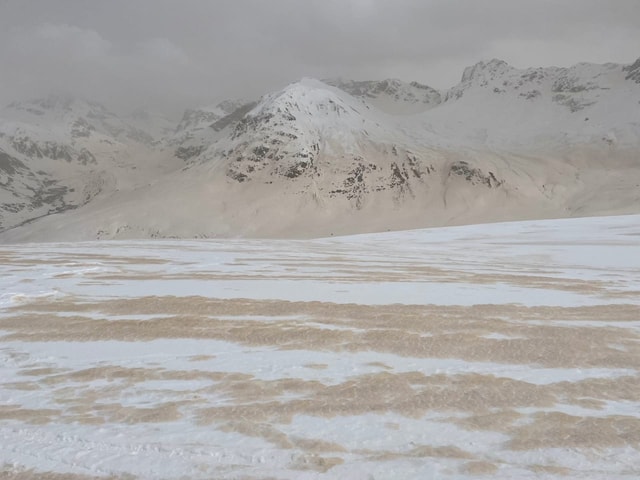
xmin=1 ymin=215 xmax=640 ymax=479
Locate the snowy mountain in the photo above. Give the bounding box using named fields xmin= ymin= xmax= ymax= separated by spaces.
xmin=191 ymin=78 xmax=511 ymax=223
xmin=433 ymin=58 xmax=640 ymax=150
xmin=0 ymin=95 xmax=177 ymax=232
xmin=207 ymin=79 xmax=414 ymax=186
xmin=1 ymin=57 xmax=639 ymax=241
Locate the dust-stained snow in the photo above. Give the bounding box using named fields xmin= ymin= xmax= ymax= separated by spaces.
xmin=1 ymin=214 xmax=640 ymax=479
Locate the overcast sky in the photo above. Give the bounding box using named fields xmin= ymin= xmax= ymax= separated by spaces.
xmin=1 ymin=0 xmax=639 ymax=117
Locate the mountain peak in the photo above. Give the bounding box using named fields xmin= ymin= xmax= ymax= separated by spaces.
xmin=461 ymin=58 xmax=512 ymax=83
xmin=252 ymin=78 xmax=347 ymax=115
xmin=261 ymin=78 xmax=345 ymax=107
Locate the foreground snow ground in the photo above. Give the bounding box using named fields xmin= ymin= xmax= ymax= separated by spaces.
xmin=1 ymin=215 xmax=639 ymax=479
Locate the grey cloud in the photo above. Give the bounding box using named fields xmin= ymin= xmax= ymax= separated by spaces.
xmin=0 ymin=0 xmax=638 ymax=117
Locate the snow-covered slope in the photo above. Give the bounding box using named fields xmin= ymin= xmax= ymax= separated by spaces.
xmin=2 ymin=95 xmax=158 ymax=145
xmin=0 ymin=95 xmax=177 ymax=232
xmin=1 ymin=79 xmax=534 ymax=241
xmin=2 ymin=214 xmax=640 ymax=479
xmin=326 ymin=78 xmax=442 ymax=114
xmin=1 ymin=57 xmax=639 ymax=242
xmin=431 ymin=58 xmax=640 ymax=150
xmin=204 ymin=79 xmax=420 ymax=187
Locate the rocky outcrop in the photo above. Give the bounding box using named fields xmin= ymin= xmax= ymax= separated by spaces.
xmin=623 ymin=57 xmax=640 ymax=84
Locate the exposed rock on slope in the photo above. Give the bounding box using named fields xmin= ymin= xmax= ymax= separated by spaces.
xmin=199 ymin=79 xmax=478 ymax=211
xmin=0 ymin=95 xmax=173 ymax=231
xmin=623 ymin=57 xmax=640 ymax=83
xmin=168 ymin=99 xmax=254 ymax=162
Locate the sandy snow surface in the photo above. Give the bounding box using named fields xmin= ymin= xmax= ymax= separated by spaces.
xmin=1 ymin=214 xmax=639 ymax=479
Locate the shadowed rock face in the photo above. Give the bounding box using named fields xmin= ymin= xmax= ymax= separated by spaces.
xmin=0 ymin=149 xmax=79 ymax=232
xmin=448 ymin=161 xmax=503 ymax=188
xmin=210 ymin=101 xmax=257 ymax=132
xmin=175 ymin=99 xmax=249 ymax=133
xmin=624 ymin=57 xmax=640 ymax=83
xmin=0 ymin=150 xmax=27 ymax=177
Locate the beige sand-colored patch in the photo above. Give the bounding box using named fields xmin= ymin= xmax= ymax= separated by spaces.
xmin=460 ymin=460 xmax=499 ymax=475
xmin=3 ymin=297 xmax=640 ymax=371
xmin=508 ymin=412 xmax=640 ymax=450
xmin=291 ymin=437 xmax=347 ymax=453
xmin=365 ymin=361 xmax=393 ymax=370
xmin=188 ymin=354 xmax=216 ymax=362
xmin=304 ymin=363 xmax=328 ymax=370
xmin=0 ymin=467 xmax=136 ymax=480
xmin=528 ymin=464 xmax=572 ymax=475
xmin=288 ymin=454 xmax=344 ymax=473
xmin=219 ymin=420 xmax=293 ymax=449
xmin=195 ymin=371 xmax=557 ymax=427
xmin=366 ymin=444 xmax=474 ymax=462
xmin=2 ymin=382 xmax=41 ymax=391
xmin=452 ymin=410 xmax=524 ymax=433
xmin=18 ymin=367 xmax=65 ymax=377
xmin=0 ymin=406 xmax=60 ymax=425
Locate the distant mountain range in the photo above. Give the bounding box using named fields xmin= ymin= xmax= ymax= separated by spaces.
xmin=1 ymin=57 xmax=639 ymax=241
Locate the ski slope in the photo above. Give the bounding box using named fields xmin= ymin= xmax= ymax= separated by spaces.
xmin=1 ymin=214 xmax=640 ymax=479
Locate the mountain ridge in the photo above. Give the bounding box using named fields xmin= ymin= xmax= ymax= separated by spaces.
xmin=1 ymin=56 xmax=639 ymax=241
